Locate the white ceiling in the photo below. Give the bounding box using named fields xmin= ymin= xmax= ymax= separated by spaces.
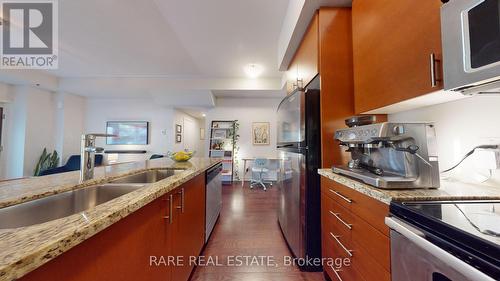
xmin=51 ymin=0 xmax=289 ymax=79
xmin=2 ymin=0 xmax=355 ymax=107
xmin=52 ymin=0 xmax=199 ymax=77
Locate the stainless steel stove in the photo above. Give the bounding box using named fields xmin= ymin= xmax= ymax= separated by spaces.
xmin=387 ymin=200 xmax=500 ymax=281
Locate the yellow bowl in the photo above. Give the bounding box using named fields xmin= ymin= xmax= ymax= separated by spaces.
xmin=167 ymin=151 xmax=195 ymax=162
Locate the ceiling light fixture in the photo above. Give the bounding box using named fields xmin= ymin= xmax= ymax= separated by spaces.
xmin=202 ymin=113 xmax=206 ymax=117
xmin=244 ymin=63 xmax=264 ymax=78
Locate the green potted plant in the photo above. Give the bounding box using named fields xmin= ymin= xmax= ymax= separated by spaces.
xmin=33 ymin=148 xmax=60 ymax=176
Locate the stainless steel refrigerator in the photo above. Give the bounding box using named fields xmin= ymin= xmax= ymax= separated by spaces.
xmin=276 ymin=80 xmax=321 ymax=271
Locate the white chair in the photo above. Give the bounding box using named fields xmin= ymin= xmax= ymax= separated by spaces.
xmin=250 ymin=158 xmax=271 ymax=191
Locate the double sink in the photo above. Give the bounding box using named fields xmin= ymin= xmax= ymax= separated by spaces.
xmin=0 ymin=169 xmax=185 ymax=229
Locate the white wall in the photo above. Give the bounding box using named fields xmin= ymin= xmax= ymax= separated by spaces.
xmin=85 ymin=99 xmax=204 ymax=163
xmin=389 ymin=96 xmax=500 ymax=185
xmin=23 ymin=87 xmax=57 ymax=176
xmin=1 ymin=86 xmax=27 ymax=178
xmin=85 ymin=98 xmax=174 ymax=162
xmin=0 ymin=83 xmax=86 ymax=179
xmin=205 ymin=97 xmax=281 ymax=179
xmin=173 ymin=110 xmax=205 ymax=155
xmin=55 ymin=93 xmax=87 ymax=163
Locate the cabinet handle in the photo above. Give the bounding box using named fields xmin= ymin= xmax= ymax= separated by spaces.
xmin=329 ymin=232 xmax=353 ymax=257
xmin=430 ymin=53 xmax=441 ymax=88
xmin=163 ymin=194 xmax=173 ymax=224
xmin=329 ymin=265 xmax=344 ymax=281
xmin=176 ymin=188 xmax=185 ymax=213
xmin=329 ymin=189 xmax=352 ymax=204
xmin=329 ymin=210 xmax=352 ymax=230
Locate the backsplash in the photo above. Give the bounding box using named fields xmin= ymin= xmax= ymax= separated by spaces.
xmin=389 ymin=96 xmax=500 ymax=186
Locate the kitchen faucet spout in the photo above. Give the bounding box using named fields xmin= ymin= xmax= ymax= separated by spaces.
xmin=80 ymin=133 xmax=116 ymax=182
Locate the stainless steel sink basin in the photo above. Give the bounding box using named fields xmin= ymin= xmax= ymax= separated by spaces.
xmin=0 ymin=184 xmax=144 ymax=229
xmin=108 ymin=169 xmax=185 ymax=184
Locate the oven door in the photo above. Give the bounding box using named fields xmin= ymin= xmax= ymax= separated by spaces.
xmin=386 ymin=217 xmax=496 ymax=281
xmin=441 ymin=0 xmax=500 ymax=90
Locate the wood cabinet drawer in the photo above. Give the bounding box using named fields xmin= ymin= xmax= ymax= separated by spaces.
xmin=321 ymin=177 xmax=355 ymax=210
xmin=324 ymin=257 xmax=365 ymax=281
xmin=351 ymin=240 xmax=391 ymax=281
xmin=324 ymin=227 xmax=390 ymax=281
xmin=322 ymin=193 xmax=353 ymax=241
xmin=351 ymin=212 xmax=390 ymax=271
xmin=321 ymin=177 xmax=389 ymax=235
xmin=323 ymin=230 xmax=364 ymax=281
xmin=322 ymin=192 xmax=389 ymax=270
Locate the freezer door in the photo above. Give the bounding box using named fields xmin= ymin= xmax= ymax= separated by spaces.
xmin=277 ymin=149 xmax=306 ymax=258
xmin=277 ymin=90 xmax=305 ymax=144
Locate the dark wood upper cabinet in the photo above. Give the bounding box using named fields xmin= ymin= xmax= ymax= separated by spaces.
xmin=286 ymin=8 xmax=357 ymax=168
xmin=286 ymin=12 xmax=319 ymax=94
xmin=318 ymin=8 xmax=355 ymax=168
xmin=352 ymin=0 xmax=443 ymax=113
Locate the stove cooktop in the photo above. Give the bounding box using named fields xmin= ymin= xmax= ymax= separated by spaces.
xmin=390 ymin=200 xmax=500 ymax=280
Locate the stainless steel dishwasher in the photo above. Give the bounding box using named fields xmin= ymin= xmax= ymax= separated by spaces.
xmin=205 ymin=163 xmax=222 ymax=242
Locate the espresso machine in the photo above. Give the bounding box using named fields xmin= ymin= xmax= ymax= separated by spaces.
xmin=333 ymin=116 xmax=440 ymax=189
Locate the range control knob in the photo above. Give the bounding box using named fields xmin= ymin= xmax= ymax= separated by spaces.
xmin=393 ymin=125 xmax=405 ymax=135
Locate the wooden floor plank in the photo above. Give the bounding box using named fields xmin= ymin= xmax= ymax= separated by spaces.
xmin=191 ymin=183 xmax=325 ymax=281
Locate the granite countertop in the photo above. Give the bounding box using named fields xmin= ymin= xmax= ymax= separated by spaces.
xmin=0 ymin=157 xmax=221 ymax=281
xmin=318 ymin=169 xmax=500 ymax=205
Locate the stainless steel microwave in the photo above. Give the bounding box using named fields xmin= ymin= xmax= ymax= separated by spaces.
xmin=441 ymin=0 xmax=500 ymax=94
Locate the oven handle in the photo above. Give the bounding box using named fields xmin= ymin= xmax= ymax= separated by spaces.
xmin=385 ymin=217 xmax=495 ymax=281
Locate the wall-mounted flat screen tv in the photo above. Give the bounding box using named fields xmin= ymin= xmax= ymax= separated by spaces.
xmin=106 ymin=121 xmax=149 ymax=145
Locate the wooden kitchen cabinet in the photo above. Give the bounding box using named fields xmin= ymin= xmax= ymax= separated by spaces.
xmin=321 ymin=176 xmax=390 ymax=281
xmin=352 ymin=0 xmax=443 ymax=113
xmin=284 ymin=8 xmax=356 ymax=168
xmin=318 ymin=8 xmax=355 ymax=168
xmin=21 ymin=173 xmax=206 ymax=281
xmin=286 ymin=12 xmax=319 ymax=94
xmin=171 ymin=174 xmax=206 ymax=281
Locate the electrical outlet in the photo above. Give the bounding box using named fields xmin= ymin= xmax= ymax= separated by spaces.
xmin=475 ymin=148 xmax=500 ymax=170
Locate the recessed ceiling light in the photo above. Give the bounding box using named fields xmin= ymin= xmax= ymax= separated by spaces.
xmin=202 ymin=113 xmax=206 ymax=117
xmin=244 ymin=63 xmax=264 ymax=78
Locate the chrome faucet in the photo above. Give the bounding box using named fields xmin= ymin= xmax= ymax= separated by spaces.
xmin=80 ymin=133 xmax=115 ymax=182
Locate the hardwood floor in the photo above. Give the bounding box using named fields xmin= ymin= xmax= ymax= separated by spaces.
xmin=191 ymin=183 xmax=325 ymax=281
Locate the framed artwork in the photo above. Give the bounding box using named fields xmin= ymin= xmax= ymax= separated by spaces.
xmin=212 ymin=129 xmax=227 ymax=139
xmin=252 ymin=122 xmax=270 ymax=145
xmin=106 ymin=121 xmax=149 ymax=145
xmin=200 ymin=128 xmax=205 ymax=140
xmin=175 ymin=134 xmax=182 ymax=143
xmin=175 ymin=124 xmax=182 ymax=134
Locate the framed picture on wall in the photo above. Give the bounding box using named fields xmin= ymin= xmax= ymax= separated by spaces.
xmin=252 ymin=122 xmax=270 ymax=145
xmin=212 ymin=129 xmax=227 ymax=139
xmin=176 ymin=124 xmax=182 ymax=134
xmin=106 ymin=121 xmax=149 ymax=145
xmin=200 ymin=128 xmax=205 ymax=140
xmin=176 ymin=134 xmax=182 ymax=143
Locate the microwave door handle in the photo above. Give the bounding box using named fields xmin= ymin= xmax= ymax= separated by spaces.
xmin=430 ymin=53 xmax=442 ymax=87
